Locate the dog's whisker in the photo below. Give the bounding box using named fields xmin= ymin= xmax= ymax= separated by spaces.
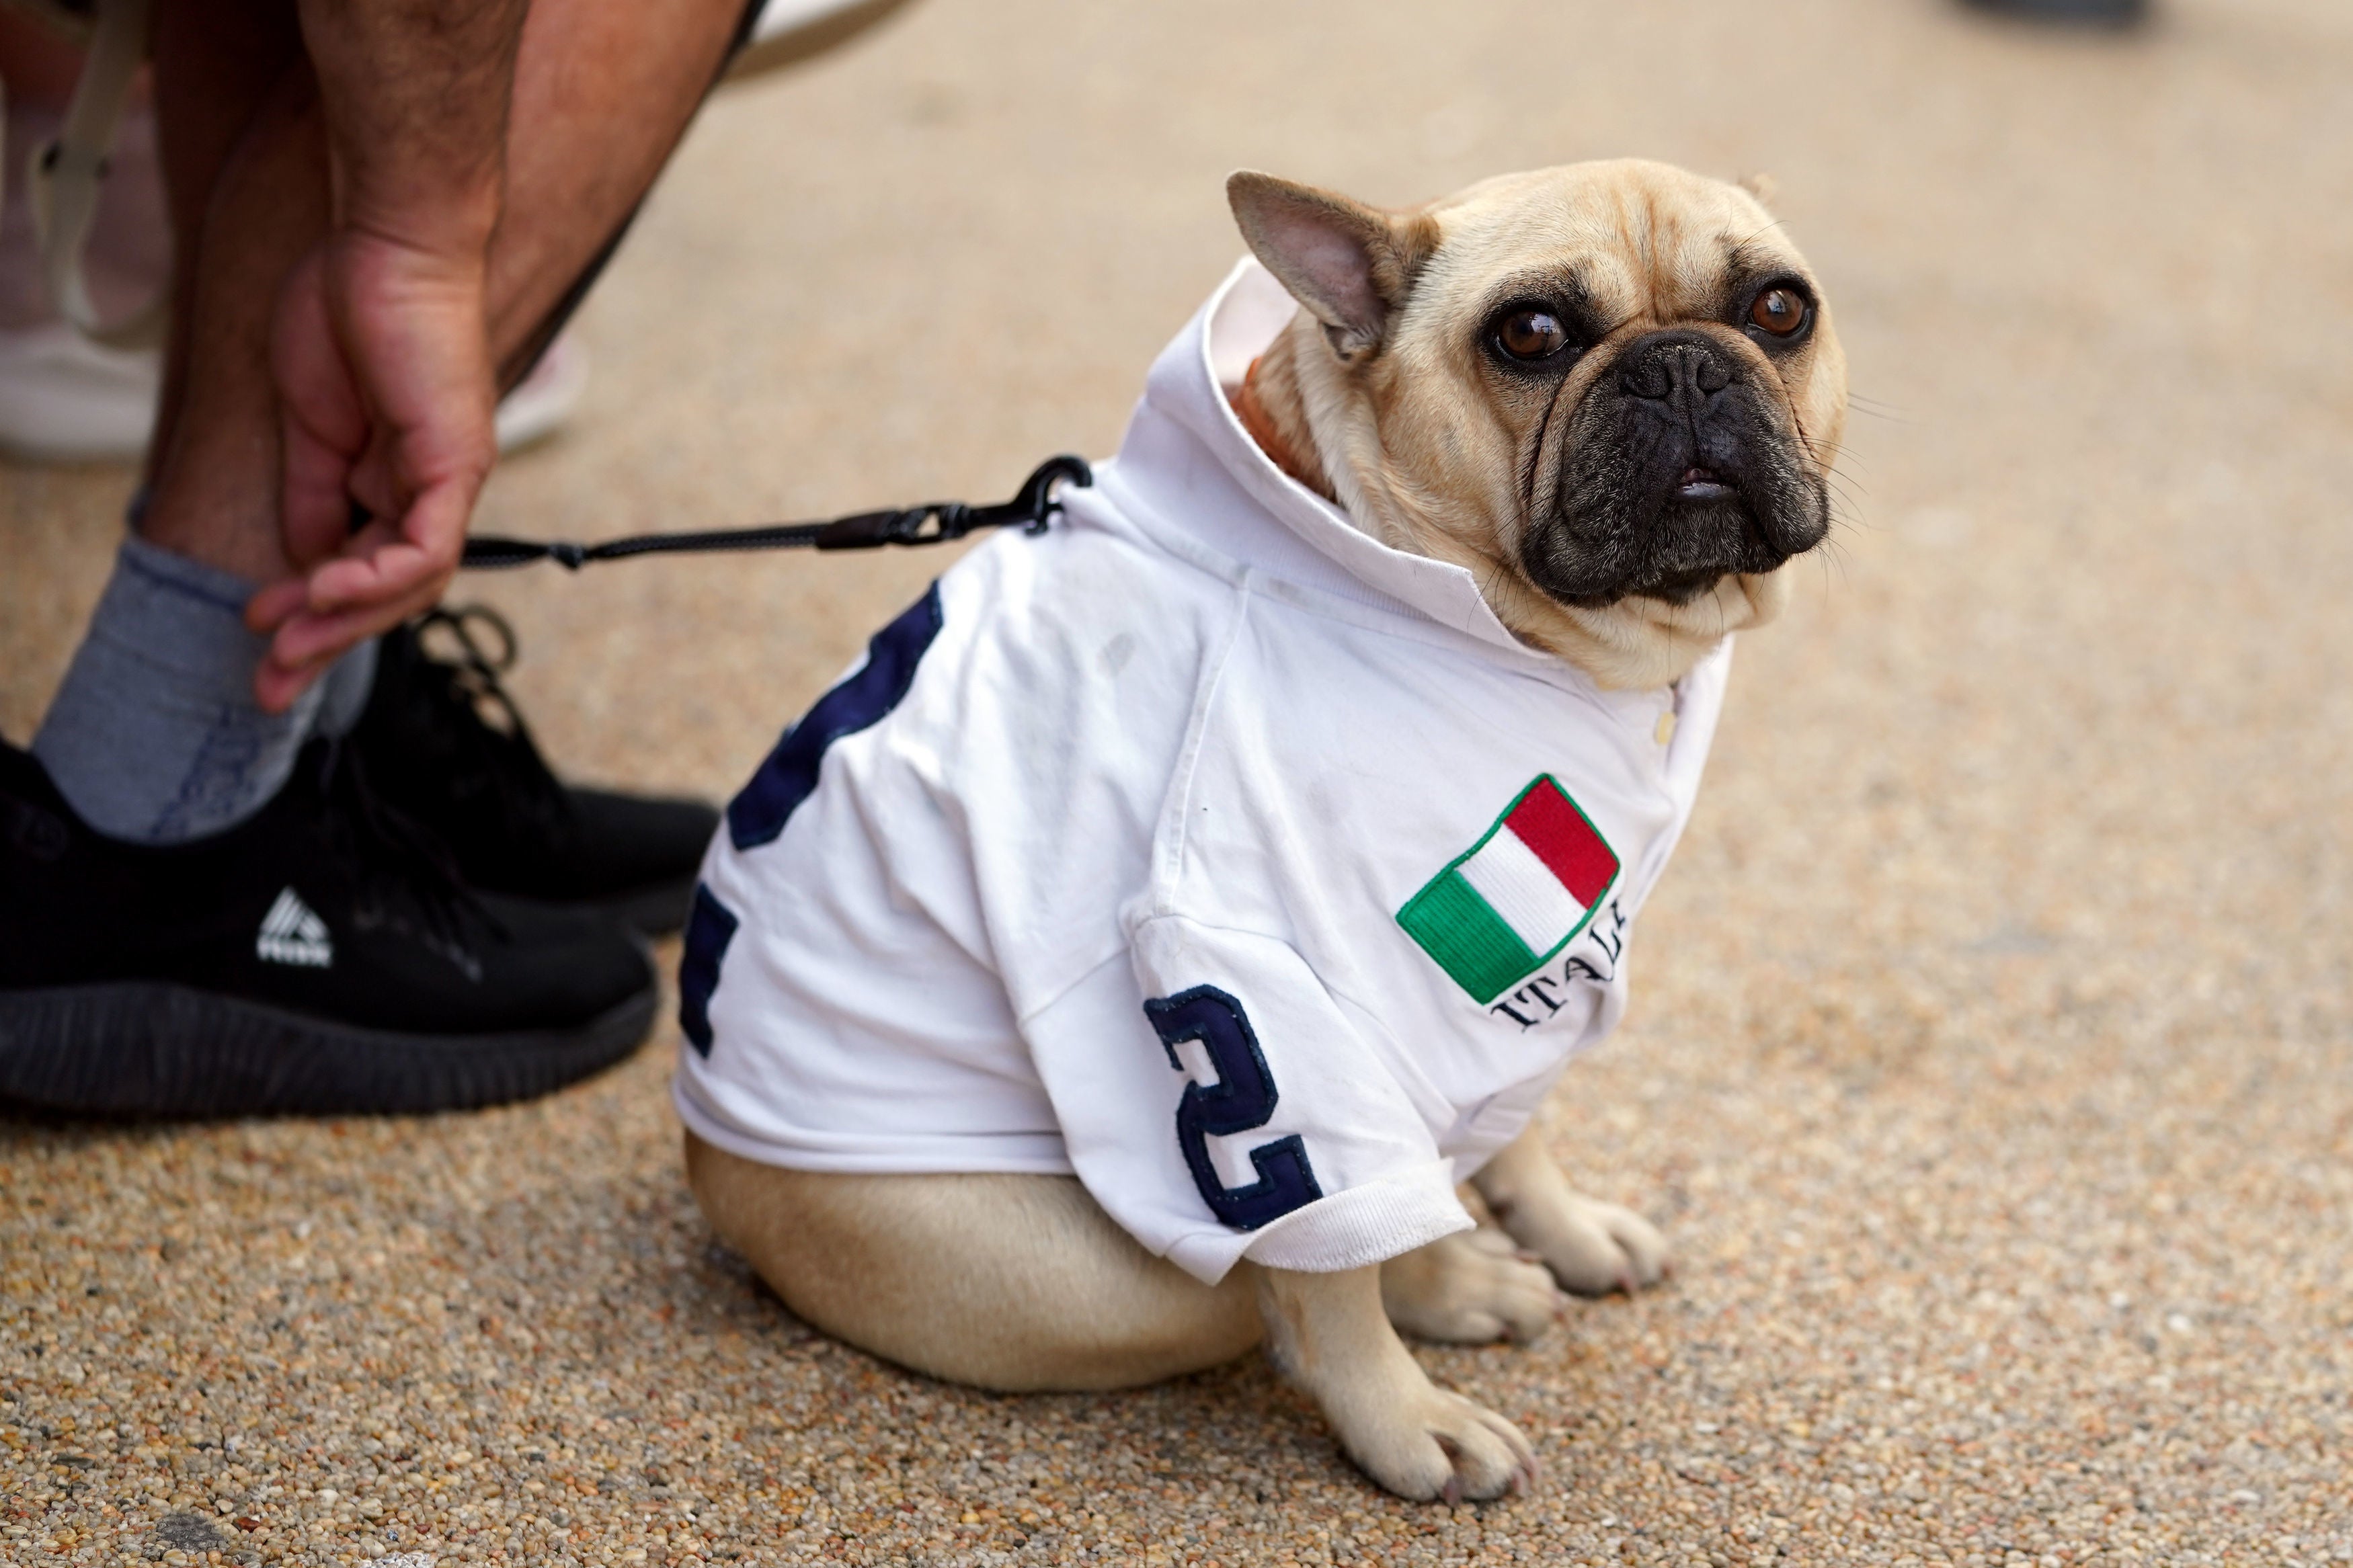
xmin=1734 ymin=214 xmax=1794 ymax=249
xmin=1823 ymin=477 xmax=1869 ymax=513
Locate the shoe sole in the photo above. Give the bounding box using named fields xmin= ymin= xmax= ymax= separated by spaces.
xmin=0 ymin=981 xmax=657 ymax=1118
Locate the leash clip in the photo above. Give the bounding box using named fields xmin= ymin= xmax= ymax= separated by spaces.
xmin=812 ymin=455 xmax=1092 ymax=551
xmin=812 ymin=501 xmax=967 ymax=551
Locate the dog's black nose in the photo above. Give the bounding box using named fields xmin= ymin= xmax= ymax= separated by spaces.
xmin=1617 ymin=331 xmax=1735 ymax=407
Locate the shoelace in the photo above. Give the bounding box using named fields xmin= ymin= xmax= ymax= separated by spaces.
xmin=409 ymin=606 xmax=575 ymax=837
xmin=318 ymin=739 xmax=507 ymax=966
xmin=417 ymin=604 xmax=524 ymax=729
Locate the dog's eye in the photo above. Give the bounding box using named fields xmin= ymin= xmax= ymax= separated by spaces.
xmin=1749 ymin=286 xmax=1808 ymax=337
xmin=1494 ymin=309 xmax=1570 ymax=362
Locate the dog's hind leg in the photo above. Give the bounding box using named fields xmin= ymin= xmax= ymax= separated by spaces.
xmin=685 ymin=1132 xmax=1263 ymax=1391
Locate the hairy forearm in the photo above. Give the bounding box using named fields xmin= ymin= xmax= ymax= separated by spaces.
xmin=296 ymin=0 xmax=530 ymax=257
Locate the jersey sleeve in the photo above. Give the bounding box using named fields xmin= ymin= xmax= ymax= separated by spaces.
xmin=1022 ymin=913 xmax=1473 ymax=1284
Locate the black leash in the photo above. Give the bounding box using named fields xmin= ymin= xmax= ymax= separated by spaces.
xmin=459 ymin=454 xmax=1093 ymax=572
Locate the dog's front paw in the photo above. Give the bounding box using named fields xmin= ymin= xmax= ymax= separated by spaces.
xmin=1517 ymin=1193 xmax=1671 ymax=1296
xmin=1257 ymin=1264 xmax=1545 ymax=1503
xmin=1331 ymin=1384 xmax=1538 ymax=1503
xmin=1380 ymin=1226 xmax=1567 ymax=1344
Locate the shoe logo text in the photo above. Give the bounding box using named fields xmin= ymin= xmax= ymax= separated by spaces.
xmin=256 ymin=886 xmax=333 ymax=968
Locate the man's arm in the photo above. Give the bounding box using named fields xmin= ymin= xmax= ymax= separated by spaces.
xmin=298 ymin=0 xmax=526 ymax=254
xmin=244 ymin=0 xmax=530 ymax=710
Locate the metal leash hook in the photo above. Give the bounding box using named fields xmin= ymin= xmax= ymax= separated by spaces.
xmin=460 ymin=454 xmax=1094 ymax=572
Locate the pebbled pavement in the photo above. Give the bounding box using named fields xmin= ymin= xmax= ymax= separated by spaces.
xmin=4 ymin=0 xmax=2350 ymax=1563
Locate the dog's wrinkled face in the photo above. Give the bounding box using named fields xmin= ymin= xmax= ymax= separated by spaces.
xmin=1231 ymin=160 xmax=1849 ymax=686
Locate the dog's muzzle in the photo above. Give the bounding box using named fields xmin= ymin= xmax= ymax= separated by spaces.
xmin=1523 ymin=329 xmax=1829 ymax=608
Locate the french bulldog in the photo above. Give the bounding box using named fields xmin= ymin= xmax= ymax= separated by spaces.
xmin=682 ymin=157 xmax=1847 ymax=1502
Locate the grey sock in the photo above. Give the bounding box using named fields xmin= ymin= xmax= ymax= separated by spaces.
xmin=317 ymin=631 xmax=379 ymax=740
xmin=32 ymin=536 xmax=380 ymax=844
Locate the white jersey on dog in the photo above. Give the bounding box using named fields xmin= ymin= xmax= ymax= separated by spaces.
xmin=674 ymin=260 xmax=1734 ymax=1286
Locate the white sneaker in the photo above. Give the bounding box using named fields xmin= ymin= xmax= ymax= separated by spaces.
xmin=493 ymin=331 xmax=592 ymax=454
xmin=0 ymin=324 xmax=592 ymax=464
xmin=0 ymin=321 xmax=158 ymax=463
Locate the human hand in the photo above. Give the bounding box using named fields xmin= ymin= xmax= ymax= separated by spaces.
xmin=246 ymin=229 xmax=499 ymax=712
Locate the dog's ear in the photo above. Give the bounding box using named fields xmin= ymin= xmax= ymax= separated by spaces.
xmin=1226 ymin=171 xmax=1437 ymax=360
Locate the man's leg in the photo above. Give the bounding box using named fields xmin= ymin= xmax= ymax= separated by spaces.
xmin=1 ymin=0 xmax=752 ymax=1117
xmin=34 ymin=0 xmax=747 ymax=845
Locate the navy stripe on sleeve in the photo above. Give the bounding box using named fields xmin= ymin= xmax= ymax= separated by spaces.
xmin=725 ymin=582 xmax=944 ymax=851
xmin=678 ymin=882 xmax=740 ymax=1057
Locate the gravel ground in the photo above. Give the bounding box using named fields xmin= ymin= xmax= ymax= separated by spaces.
xmin=5 ymin=0 xmax=2352 ymax=1564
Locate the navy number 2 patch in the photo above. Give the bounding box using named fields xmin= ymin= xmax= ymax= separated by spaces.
xmin=1144 ymin=986 xmax=1323 ymax=1231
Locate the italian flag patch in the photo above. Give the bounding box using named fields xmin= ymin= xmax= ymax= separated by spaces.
xmin=1396 ymin=775 xmax=1620 ymax=1004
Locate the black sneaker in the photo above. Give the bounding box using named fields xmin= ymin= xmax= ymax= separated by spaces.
xmin=352 ymin=608 xmax=717 ymax=935
xmin=0 ymin=739 xmax=657 ymax=1117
